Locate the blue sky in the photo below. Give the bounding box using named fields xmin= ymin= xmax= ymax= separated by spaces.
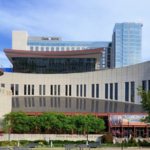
xmin=0 ymin=0 xmax=150 ymax=67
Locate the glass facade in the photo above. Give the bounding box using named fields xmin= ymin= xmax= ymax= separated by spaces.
xmin=113 ymin=23 xmax=142 ymax=68
xmin=12 ymin=58 xmax=96 ymax=74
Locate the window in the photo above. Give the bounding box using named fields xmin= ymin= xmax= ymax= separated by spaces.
xmin=65 ymin=85 xmax=68 ymax=96
xmin=77 ymin=85 xmax=79 ymax=96
xmin=91 ymin=100 xmax=94 ymax=111
xmin=32 ymin=85 xmax=34 ymax=95
xmin=115 ymin=83 xmax=118 ymax=100
xmin=92 ymin=84 xmax=94 ymax=98
xmin=30 ymin=46 xmax=33 ymax=51
xmin=58 ymin=98 xmax=60 ymax=107
xmin=131 ymin=82 xmax=135 ymax=102
xmin=51 ymin=85 xmax=53 ymax=95
xmin=71 ymin=47 xmax=75 ymax=50
xmin=66 ymin=47 xmax=70 ymax=51
xmin=12 ymin=98 xmax=15 ymax=108
xmin=28 ymin=85 xmax=30 ymax=95
xmin=43 ymin=98 xmax=46 ymax=107
xmin=35 ymin=47 xmax=38 ymax=51
xmin=96 ymin=84 xmax=99 ymax=98
xmin=15 ymin=84 xmax=19 ymax=95
xmin=56 ymin=47 xmax=59 ymax=51
xmin=16 ymin=98 xmax=19 ymax=108
xmin=125 ymin=82 xmax=129 ymax=101
xmin=58 ymin=85 xmax=60 ymax=95
xmin=61 ymin=47 xmax=64 ymax=51
xmin=54 ymin=85 xmax=57 ymax=95
xmin=69 ymin=98 xmax=71 ymax=108
xmin=51 ymin=98 xmax=53 ymax=107
xmin=77 ymin=47 xmax=80 ymax=50
xmin=142 ymin=81 xmax=147 ymax=91
xmin=28 ymin=98 xmax=31 ymax=107
xmin=43 ymin=85 xmax=45 ymax=95
xmin=80 ymin=99 xmax=82 ymax=109
xmin=110 ymin=83 xmax=113 ymax=99
xmin=11 ymin=84 xmax=14 ymax=95
xmin=65 ymin=98 xmax=68 ymax=108
xmin=148 ymin=80 xmax=150 ymax=91
xmin=51 ymin=47 xmax=54 ymax=51
xmin=84 ymin=99 xmax=86 ymax=110
xmin=105 ymin=84 xmax=108 ymax=99
xmin=39 ymin=98 xmax=42 ymax=106
xmin=54 ymin=98 xmax=57 ymax=107
xmin=76 ymin=99 xmax=79 ymax=109
xmin=41 ymin=47 xmax=44 ymax=51
xmin=24 ymin=85 xmax=26 ymax=95
xmin=24 ymin=98 xmax=27 ymax=107
xmin=32 ymin=98 xmax=35 ymax=106
xmin=69 ymin=85 xmax=71 ymax=96
xmin=84 ymin=84 xmax=86 ymax=97
xmin=39 ymin=85 xmax=42 ymax=95
xmin=1 ymin=84 xmax=5 ymax=88
xmin=46 ymin=47 xmax=49 ymax=51
xmin=80 ymin=85 xmax=82 ymax=97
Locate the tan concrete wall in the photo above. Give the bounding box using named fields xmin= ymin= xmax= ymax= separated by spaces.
xmin=0 ymin=134 xmax=102 ymax=141
xmin=12 ymin=31 xmax=28 ymax=50
xmin=0 ymin=87 xmax=12 ymax=129
xmin=0 ymin=61 xmax=150 ymax=105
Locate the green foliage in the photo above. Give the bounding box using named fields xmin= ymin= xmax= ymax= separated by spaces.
xmin=0 ymin=111 xmax=105 ymax=134
xmin=137 ymin=86 xmax=150 ymax=123
xmin=102 ymin=132 xmax=113 ymax=143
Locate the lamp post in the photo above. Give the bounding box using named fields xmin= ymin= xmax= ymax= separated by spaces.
xmin=86 ymin=125 xmax=88 ymax=146
xmin=128 ymin=119 xmax=129 ymax=140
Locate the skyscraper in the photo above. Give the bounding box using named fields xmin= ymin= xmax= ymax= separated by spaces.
xmin=112 ymin=22 xmax=142 ymax=68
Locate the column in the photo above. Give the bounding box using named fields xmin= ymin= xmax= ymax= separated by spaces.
xmin=134 ymin=127 xmax=135 ymax=138
xmin=71 ymin=129 xmax=74 ymax=134
xmin=59 ymin=129 xmax=62 ymax=134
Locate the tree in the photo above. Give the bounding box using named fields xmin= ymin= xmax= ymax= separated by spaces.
xmin=137 ymin=86 xmax=150 ymax=123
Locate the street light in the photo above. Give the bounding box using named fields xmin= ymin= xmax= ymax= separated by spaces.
xmin=128 ymin=119 xmax=129 ymax=140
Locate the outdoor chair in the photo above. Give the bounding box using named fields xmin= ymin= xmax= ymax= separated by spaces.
xmin=77 ymin=144 xmax=89 ymax=150
xmin=63 ymin=144 xmax=78 ymax=150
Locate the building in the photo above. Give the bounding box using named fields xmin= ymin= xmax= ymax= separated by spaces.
xmin=0 ymin=23 xmax=149 ymax=139
xmin=112 ymin=22 xmax=142 ymax=68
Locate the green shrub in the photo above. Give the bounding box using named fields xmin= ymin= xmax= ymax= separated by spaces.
xmin=102 ymin=133 xmax=113 ymax=143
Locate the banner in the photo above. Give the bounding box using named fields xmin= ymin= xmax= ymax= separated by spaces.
xmin=109 ymin=115 xmax=123 ymax=125
xmin=122 ymin=115 xmax=147 ymax=125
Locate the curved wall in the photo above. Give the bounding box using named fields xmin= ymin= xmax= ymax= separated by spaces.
xmin=0 ymin=61 xmax=150 ymax=105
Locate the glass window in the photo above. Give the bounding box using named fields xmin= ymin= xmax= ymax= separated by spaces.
xmin=58 ymin=98 xmax=60 ymax=107
xmin=96 ymin=84 xmax=99 ymax=98
xmin=51 ymin=98 xmax=53 ymax=107
xmin=24 ymin=85 xmax=26 ymax=95
xmin=43 ymin=98 xmax=46 ymax=107
xmin=105 ymin=84 xmax=108 ymax=99
xmin=80 ymin=85 xmax=82 ymax=97
xmin=39 ymin=97 xmax=42 ymax=107
xmin=30 ymin=46 xmax=33 ymax=51
xmin=43 ymin=85 xmax=45 ymax=95
xmin=28 ymin=85 xmax=30 ymax=95
xmin=131 ymin=82 xmax=134 ymax=102
xmin=61 ymin=47 xmax=64 ymax=51
xmin=15 ymin=84 xmax=19 ymax=95
xmin=32 ymin=85 xmax=34 ymax=95
xmin=51 ymin=47 xmax=54 ymax=51
xmin=71 ymin=47 xmax=75 ymax=50
xmin=82 ymin=47 xmax=85 ymax=50
xmin=28 ymin=98 xmax=31 ymax=107
xmin=69 ymin=85 xmax=71 ymax=96
xmin=80 ymin=99 xmax=82 ymax=109
xmin=92 ymin=84 xmax=94 ymax=98
xmin=65 ymin=98 xmax=68 ymax=108
xmin=110 ymin=83 xmax=113 ymax=99
xmin=39 ymin=85 xmax=42 ymax=95
xmin=35 ymin=47 xmax=38 ymax=51
xmin=65 ymin=85 xmax=68 ymax=96
xmin=115 ymin=83 xmax=118 ymax=100
xmin=11 ymin=84 xmax=14 ymax=95
xmin=76 ymin=99 xmax=79 ymax=109
xmin=58 ymin=85 xmax=60 ymax=95
xmin=1 ymin=84 xmax=5 ymax=88
xmin=66 ymin=47 xmax=70 ymax=51
xmin=69 ymin=98 xmax=71 ymax=108
xmin=54 ymin=85 xmax=57 ymax=95
xmin=84 ymin=99 xmax=86 ymax=110
xmin=56 ymin=47 xmax=59 ymax=51
xmin=142 ymin=80 xmax=147 ymax=91
xmin=77 ymin=47 xmax=80 ymax=50
xmin=125 ymin=82 xmax=129 ymax=101
xmin=46 ymin=47 xmax=49 ymax=51
xmin=51 ymin=85 xmax=53 ymax=95
xmin=41 ymin=47 xmax=44 ymax=51
xmin=32 ymin=98 xmax=35 ymax=106
xmin=77 ymin=85 xmax=79 ymax=96
xmin=54 ymin=98 xmax=57 ymax=107
xmin=24 ymin=98 xmax=27 ymax=107
xmin=84 ymin=84 xmax=86 ymax=97
xmin=148 ymin=80 xmax=150 ymax=91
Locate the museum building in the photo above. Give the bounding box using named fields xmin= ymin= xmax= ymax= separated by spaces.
xmin=0 ymin=27 xmax=150 ymax=138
